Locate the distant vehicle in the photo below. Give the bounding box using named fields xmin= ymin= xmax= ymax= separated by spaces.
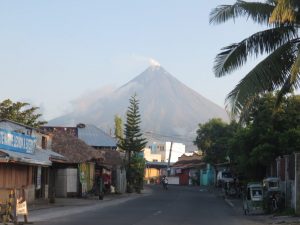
xmin=243 ymin=182 xmax=263 ymax=215
xmin=263 ymin=177 xmax=283 ymax=213
xmin=217 ymin=171 xmax=234 ymax=187
xmin=263 ymin=177 xmax=280 ymax=192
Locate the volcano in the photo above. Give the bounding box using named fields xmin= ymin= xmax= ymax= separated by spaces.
xmin=49 ymin=65 xmax=229 ymax=150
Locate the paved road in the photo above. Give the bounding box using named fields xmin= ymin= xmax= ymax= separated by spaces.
xmin=34 ymin=185 xmax=266 ymax=225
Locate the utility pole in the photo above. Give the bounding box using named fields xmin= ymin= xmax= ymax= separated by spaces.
xmin=167 ymin=141 xmax=173 ymax=176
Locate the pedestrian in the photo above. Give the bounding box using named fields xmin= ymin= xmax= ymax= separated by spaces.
xmin=162 ymin=175 xmax=168 ymax=190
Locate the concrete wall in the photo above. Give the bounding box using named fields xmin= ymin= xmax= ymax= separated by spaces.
xmin=167 ymin=176 xmax=179 ymax=185
xmin=295 ymin=153 xmax=300 ymax=215
xmin=55 ymin=168 xmax=78 ymax=197
xmin=66 ymin=169 xmax=78 ymax=193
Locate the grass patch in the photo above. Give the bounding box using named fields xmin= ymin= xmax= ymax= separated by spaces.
xmin=274 ymin=208 xmax=296 ymax=217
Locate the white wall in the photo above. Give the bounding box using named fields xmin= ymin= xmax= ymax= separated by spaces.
xmin=67 ymin=168 xmax=78 ymax=193
xmin=167 ymin=176 xmax=179 ymax=185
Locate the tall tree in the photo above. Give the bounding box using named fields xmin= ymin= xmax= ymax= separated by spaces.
xmin=118 ymin=94 xmax=147 ymax=191
xmin=114 ymin=115 xmax=123 ymax=142
xmin=0 ymin=99 xmax=46 ymax=127
xmin=210 ymin=0 xmax=300 ymax=118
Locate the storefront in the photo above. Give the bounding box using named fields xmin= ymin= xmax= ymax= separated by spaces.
xmin=0 ymin=120 xmax=64 ymax=203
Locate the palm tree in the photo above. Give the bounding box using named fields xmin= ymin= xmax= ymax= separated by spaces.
xmin=210 ymin=0 xmax=300 ymax=120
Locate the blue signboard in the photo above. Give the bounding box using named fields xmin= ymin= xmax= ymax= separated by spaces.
xmin=0 ymin=128 xmax=36 ymax=154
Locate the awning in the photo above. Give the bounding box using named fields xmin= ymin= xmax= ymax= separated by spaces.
xmin=145 ymin=161 xmax=169 ymax=169
xmin=0 ymin=148 xmax=65 ymax=166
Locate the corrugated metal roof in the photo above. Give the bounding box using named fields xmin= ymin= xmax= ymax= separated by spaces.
xmin=77 ymin=124 xmax=117 ymax=148
xmin=0 ymin=148 xmax=65 ymax=166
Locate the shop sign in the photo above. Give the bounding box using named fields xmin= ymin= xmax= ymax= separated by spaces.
xmin=16 ymin=199 xmax=28 ymax=215
xmin=0 ymin=128 xmax=36 ymax=154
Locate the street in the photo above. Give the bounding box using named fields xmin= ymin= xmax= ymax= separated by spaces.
xmin=33 ymin=185 xmax=266 ymax=225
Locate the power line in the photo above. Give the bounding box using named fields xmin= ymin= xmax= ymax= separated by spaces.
xmin=143 ymin=130 xmax=195 ymax=142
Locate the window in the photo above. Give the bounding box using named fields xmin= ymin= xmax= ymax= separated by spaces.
xmin=252 ymin=189 xmax=262 ymax=197
xmin=42 ymin=136 xmax=47 ymax=149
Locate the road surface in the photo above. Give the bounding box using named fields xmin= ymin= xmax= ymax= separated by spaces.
xmin=34 ymin=185 xmax=266 ymax=225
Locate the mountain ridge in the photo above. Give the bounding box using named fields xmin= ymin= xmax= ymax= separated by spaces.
xmin=49 ymin=65 xmax=229 ymax=150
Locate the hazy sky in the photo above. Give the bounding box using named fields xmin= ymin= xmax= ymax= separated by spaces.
xmin=0 ymin=1 xmax=264 ymax=120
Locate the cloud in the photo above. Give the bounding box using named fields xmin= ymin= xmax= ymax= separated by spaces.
xmin=149 ymin=58 xmax=160 ymax=67
xmin=70 ymin=85 xmax=116 ymax=113
xmin=130 ymin=54 xmax=161 ymax=67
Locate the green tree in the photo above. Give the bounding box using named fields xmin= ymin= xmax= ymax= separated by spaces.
xmin=228 ymin=94 xmax=300 ymax=179
xmin=118 ymin=94 xmax=147 ymax=192
xmin=114 ymin=115 xmax=123 ymax=142
xmin=130 ymin=154 xmax=146 ymax=193
xmin=194 ymin=118 xmax=235 ymax=165
xmin=0 ymin=99 xmax=46 ymax=127
xmin=210 ymin=0 xmax=300 ymax=117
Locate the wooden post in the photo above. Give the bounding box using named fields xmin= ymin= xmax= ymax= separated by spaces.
xmin=21 ymin=186 xmax=28 ymax=223
xmin=13 ymin=189 xmax=17 ymax=225
xmin=167 ymin=142 xmax=173 ymax=176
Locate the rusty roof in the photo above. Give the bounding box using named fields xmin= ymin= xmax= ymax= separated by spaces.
xmin=51 ymin=131 xmax=104 ymax=163
xmin=51 ymin=131 xmax=123 ymax=166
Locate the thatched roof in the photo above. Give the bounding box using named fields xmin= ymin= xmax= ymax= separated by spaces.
xmin=99 ymin=149 xmax=123 ymax=167
xmin=51 ymin=131 xmax=123 ymax=167
xmin=51 ymin=131 xmax=105 ymax=163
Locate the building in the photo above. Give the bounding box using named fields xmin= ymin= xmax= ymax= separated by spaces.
xmin=50 ymin=131 xmax=103 ymax=197
xmin=147 ymin=142 xmax=186 ymax=163
xmin=42 ymin=124 xmax=126 ymax=193
xmin=143 ymin=141 xmax=185 ymax=183
xmin=0 ymin=119 xmax=65 ymax=203
xmin=143 ymin=147 xmax=161 ymax=162
xmin=171 ymin=153 xmax=204 ymax=185
xmin=43 ymin=123 xmax=117 ymax=150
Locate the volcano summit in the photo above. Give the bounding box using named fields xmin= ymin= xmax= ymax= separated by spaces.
xmin=49 ymin=65 xmax=229 ymax=148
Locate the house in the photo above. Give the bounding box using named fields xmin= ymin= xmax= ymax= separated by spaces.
xmin=143 ymin=142 xmax=186 ymax=183
xmin=76 ymin=123 xmax=117 ymax=150
xmin=0 ymin=119 xmax=65 ymax=203
xmin=171 ymin=153 xmax=204 ymax=185
xmin=144 ymin=161 xmax=168 ymax=184
xmin=42 ymin=124 xmax=126 ymax=194
xmin=42 ymin=123 xmax=117 ymax=150
xmin=50 ymin=131 xmax=103 ymax=197
xmin=147 ymin=142 xmax=186 ymax=163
